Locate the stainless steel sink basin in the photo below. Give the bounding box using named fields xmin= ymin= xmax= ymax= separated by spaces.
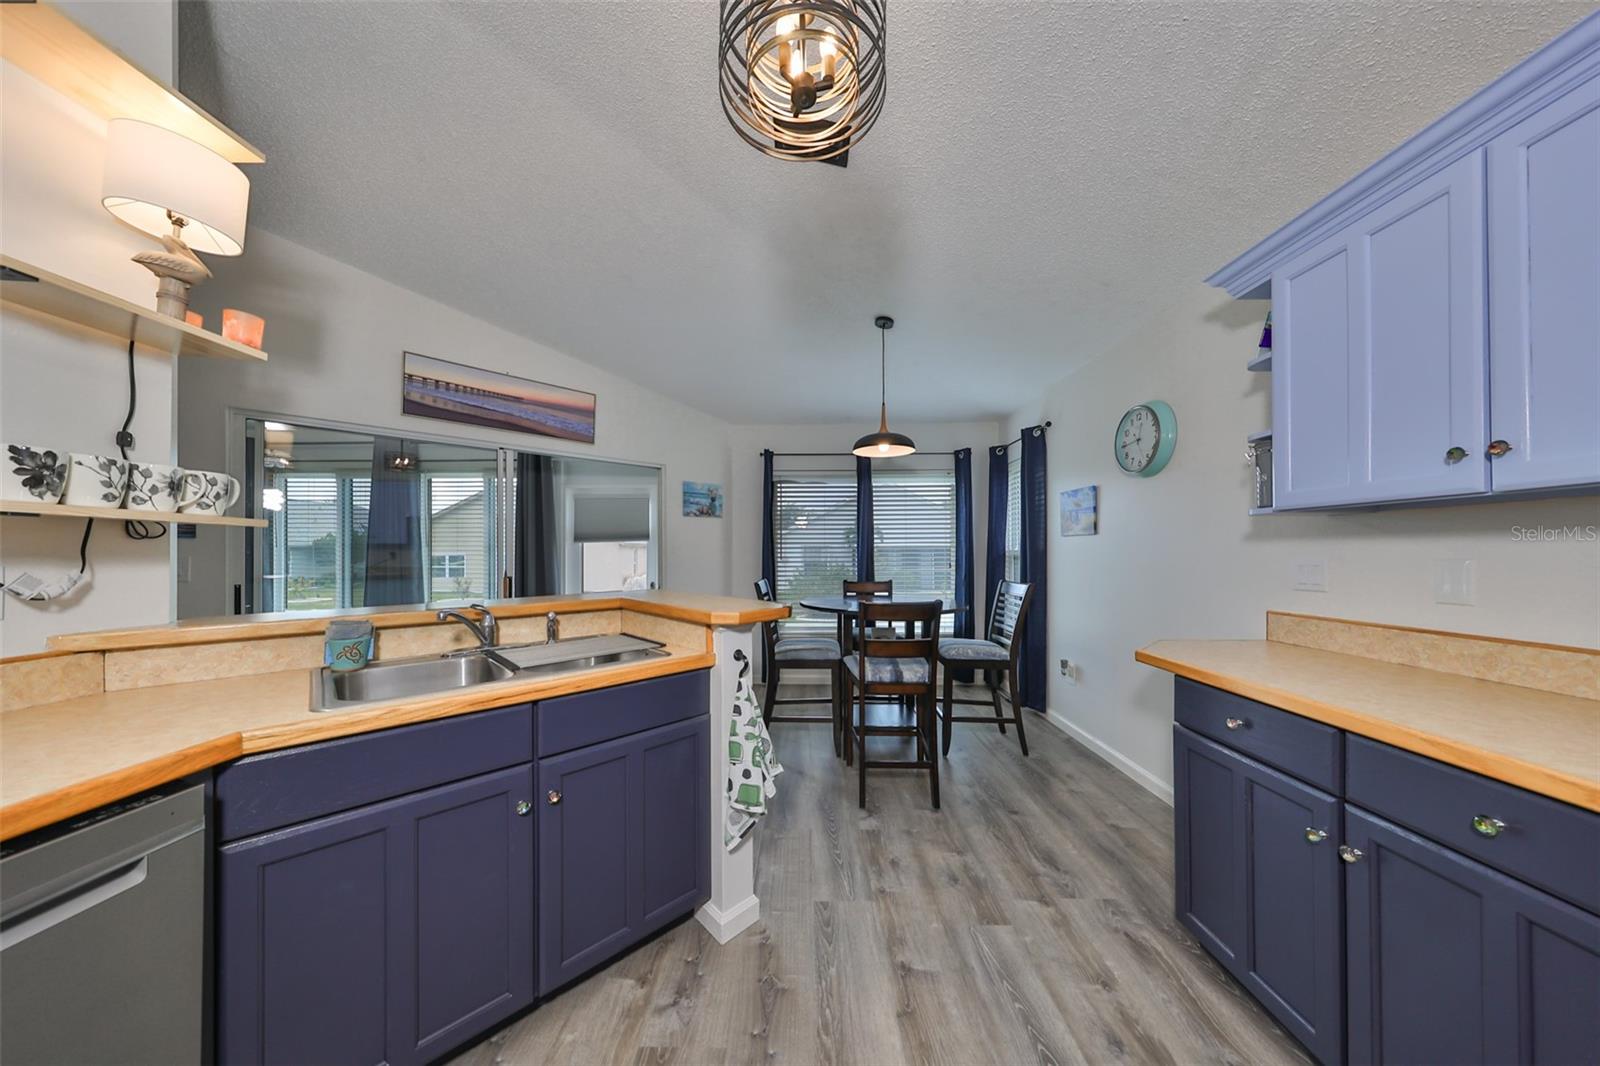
xmin=308 ymin=634 xmax=669 ymax=712
xmin=311 ymin=651 xmax=515 ymax=711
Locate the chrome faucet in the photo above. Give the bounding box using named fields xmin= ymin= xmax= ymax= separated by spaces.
xmin=437 ymin=604 xmax=499 ymax=649
xmin=546 ymin=611 xmax=560 ymax=644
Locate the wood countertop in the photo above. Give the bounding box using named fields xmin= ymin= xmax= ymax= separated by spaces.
xmin=45 ymin=590 xmax=787 ymax=653
xmin=0 ymin=645 xmax=714 ymax=842
xmin=1136 ymin=640 xmax=1600 ymax=812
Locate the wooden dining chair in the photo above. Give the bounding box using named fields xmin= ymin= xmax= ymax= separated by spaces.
xmin=937 ymin=581 xmax=1034 ymax=757
xmin=753 ymin=578 xmax=842 ymax=755
xmin=842 ymin=599 xmax=943 ymax=809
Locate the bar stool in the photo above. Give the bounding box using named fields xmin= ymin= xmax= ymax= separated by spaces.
xmin=937 ymin=581 xmax=1034 ymax=757
xmin=754 ymin=578 xmax=842 ymax=755
xmin=842 ymin=599 xmax=943 ymax=809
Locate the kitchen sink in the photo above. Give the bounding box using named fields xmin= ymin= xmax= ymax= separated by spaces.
xmin=308 ymin=635 xmax=669 ymax=711
xmin=311 ymin=650 xmax=516 ymax=711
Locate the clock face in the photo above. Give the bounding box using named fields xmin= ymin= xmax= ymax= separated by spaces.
xmin=1114 ymin=401 xmax=1177 ymax=476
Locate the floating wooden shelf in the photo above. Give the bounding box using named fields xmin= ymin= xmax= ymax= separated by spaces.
xmin=0 ymin=499 xmax=266 ymax=528
xmin=1247 ymin=350 xmax=1272 ymax=372
xmin=1 ymin=256 xmax=268 ymax=362
xmin=0 ymin=1 xmax=264 ymax=164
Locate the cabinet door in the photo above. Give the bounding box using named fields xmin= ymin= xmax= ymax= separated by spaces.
xmin=219 ymin=766 xmax=536 ymax=1066
xmin=538 ymin=730 xmax=639 ymax=993
xmin=218 ymin=801 xmax=397 ymax=1066
xmin=1174 ymin=726 xmax=1344 ymax=1064
xmin=1274 ymin=153 xmax=1488 ymax=508
xmin=1273 ymin=230 xmax=1361 ymax=509
xmin=1345 ymin=806 xmax=1600 ymax=1065
xmin=1488 ymin=77 xmax=1600 ymax=492
xmin=392 ymin=764 xmax=535 ymax=1065
xmin=537 ymin=716 xmax=710 ymax=995
xmin=637 ymin=716 xmax=710 ymax=933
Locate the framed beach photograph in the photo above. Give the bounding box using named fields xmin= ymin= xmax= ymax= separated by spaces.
xmin=402 ymin=351 xmax=596 ymax=444
xmin=682 ymin=481 xmax=723 ymax=518
xmin=1060 ymin=485 xmax=1097 ymax=536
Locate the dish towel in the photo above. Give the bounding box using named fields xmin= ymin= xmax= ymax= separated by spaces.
xmin=725 ymin=648 xmax=783 ymax=852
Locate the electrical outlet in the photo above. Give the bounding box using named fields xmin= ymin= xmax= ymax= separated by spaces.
xmin=1059 ymin=658 xmax=1079 ymax=683
xmin=1293 ymin=560 xmax=1328 ymax=592
xmin=1433 ymin=558 xmax=1475 ymax=605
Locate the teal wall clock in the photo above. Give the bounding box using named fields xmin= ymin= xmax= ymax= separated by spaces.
xmin=1114 ymin=400 xmax=1177 ymax=477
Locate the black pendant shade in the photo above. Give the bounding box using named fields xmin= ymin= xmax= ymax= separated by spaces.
xmin=853 ymin=316 xmax=916 ymax=458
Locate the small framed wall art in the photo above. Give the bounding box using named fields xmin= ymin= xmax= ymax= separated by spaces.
xmin=1060 ymin=485 xmax=1097 ymax=536
xmin=683 ymin=481 xmax=723 ymax=518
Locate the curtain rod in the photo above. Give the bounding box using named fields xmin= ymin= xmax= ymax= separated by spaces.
xmin=760 ymin=423 xmax=1049 ymax=459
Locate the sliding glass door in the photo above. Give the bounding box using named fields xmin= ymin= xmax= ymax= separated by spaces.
xmin=239 ymin=416 xmax=657 ymax=615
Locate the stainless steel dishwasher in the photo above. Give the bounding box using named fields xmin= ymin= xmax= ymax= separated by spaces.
xmin=1 ymin=781 xmax=206 ymax=1065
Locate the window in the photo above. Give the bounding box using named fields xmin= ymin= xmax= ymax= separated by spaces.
xmin=872 ymin=469 xmax=957 ymax=632
xmin=431 ymin=552 xmax=467 ymax=579
xmin=1004 ymin=447 xmax=1022 ymax=581
xmin=580 ymin=541 xmax=650 ymax=591
xmin=772 ymin=471 xmax=856 ymax=635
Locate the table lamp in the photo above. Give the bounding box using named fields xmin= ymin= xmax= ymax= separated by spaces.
xmin=101 ymin=118 xmax=249 ymax=319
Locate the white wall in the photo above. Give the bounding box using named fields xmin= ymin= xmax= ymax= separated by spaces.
xmin=725 ymin=420 xmax=1002 ymax=602
xmin=1005 ymin=283 xmax=1600 ymax=802
xmin=0 ymin=2 xmax=178 ymax=657
xmin=177 ymin=229 xmax=736 ymax=617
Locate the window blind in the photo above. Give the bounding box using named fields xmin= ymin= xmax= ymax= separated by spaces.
xmin=1004 ymin=449 xmax=1022 ymax=581
xmin=276 ymin=474 xmax=342 ymax=611
xmin=772 ymin=471 xmax=857 ymax=635
xmin=572 ymin=495 xmax=651 ymax=543
xmin=872 ymin=469 xmax=957 ymax=631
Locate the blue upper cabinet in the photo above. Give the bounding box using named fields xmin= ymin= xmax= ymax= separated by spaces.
xmin=1213 ymin=12 xmax=1600 ymax=511
xmin=1274 ymin=155 xmax=1488 ymax=508
xmin=1487 ymin=76 xmax=1600 ymax=492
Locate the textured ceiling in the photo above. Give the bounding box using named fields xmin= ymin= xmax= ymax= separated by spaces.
xmin=178 ymin=1 xmax=1595 ymax=423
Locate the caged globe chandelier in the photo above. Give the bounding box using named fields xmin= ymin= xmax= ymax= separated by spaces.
xmin=718 ymin=0 xmax=887 ymax=163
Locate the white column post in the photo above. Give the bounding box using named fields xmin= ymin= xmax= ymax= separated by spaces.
xmin=696 ymin=624 xmax=761 ymax=943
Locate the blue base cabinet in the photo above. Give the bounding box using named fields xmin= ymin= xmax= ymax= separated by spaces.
xmin=218 ymin=764 xmax=535 ymax=1066
xmin=1344 ymin=807 xmax=1600 ymax=1065
xmin=1172 ymin=680 xmax=1600 ymax=1066
xmin=537 ymin=715 xmax=710 ymax=996
xmin=1174 ymin=726 xmax=1345 ymax=1065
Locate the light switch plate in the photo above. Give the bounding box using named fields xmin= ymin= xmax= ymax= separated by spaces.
xmin=1434 ymin=558 xmax=1475 ymax=605
xmin=1293 ymin=560 xmax=1328 ymax=592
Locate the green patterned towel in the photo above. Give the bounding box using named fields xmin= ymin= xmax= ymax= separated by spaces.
xmin=725 ymin=649 xmax=783 ymax=852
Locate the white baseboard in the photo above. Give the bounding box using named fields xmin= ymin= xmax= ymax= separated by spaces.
xmin=696 ymin=893 xmax=760 ymax=944
xmin=1040 ymin=709 xmax=1174 ymax=806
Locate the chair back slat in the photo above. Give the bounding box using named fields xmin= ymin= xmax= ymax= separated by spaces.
xmin=987 ymin=581 xmax=1032 ymax=652
xmin=843 ymin=579 xmax=893 ymax=599
xmin=753 ymin=578 xmax=774 ymax=601
xmin=857 ymin=600 xmax=941 ymax=663
xmin=753 ymin=578 xmax=777 ymax=655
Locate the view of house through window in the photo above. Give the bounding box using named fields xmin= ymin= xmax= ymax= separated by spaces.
xmin=239 ymin=417 xmax=658 ymax=615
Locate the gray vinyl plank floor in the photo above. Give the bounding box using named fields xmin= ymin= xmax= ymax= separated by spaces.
xmin=450 ymin=684 xmax=1310 ymax=1066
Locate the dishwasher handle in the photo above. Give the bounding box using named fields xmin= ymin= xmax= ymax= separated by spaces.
xmin=0 ymin=857 xmax=148 ymax=952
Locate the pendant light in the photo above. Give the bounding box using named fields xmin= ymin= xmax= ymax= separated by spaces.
xmin=853 ymin=315 xmax=916 ymax=458
xmin=718 ymin=0 xmax=887 ymax=163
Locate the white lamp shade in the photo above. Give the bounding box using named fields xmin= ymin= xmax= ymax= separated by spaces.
xmin=101 ymin=119 xmax=249 ymax=255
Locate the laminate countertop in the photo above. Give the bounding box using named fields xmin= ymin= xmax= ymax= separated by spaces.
xmin=1137 ymin=640 xmax=1600 ymax=812
xmin=0 ymin=645 xmax=713 ymax=842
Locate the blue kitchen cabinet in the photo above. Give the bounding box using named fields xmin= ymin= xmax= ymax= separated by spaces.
xmin=1487 ymin=75 xmax=1600 ymax=493
xmin=1343 ymin=806 xmax=1600 ymax=1065
xmin=1174 ymin=726 xmax=1345 ymax=1064
xmin=537 ymin=714 xmax=709 ymax=996
xmin=1272 ymin=152 xmax=1488 ymax=510
xmin=217 ymin=763 xmax=535 ymax=1066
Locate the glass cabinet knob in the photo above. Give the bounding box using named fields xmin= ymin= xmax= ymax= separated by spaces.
xmin=1304 ymin=828 xmax=1328 ymax=844
xmin=1224 ymin=717 xmax=1246 ymax=730
xmin=1471 ymin=814 xmax=1506 ymax=838
xmin=1486 ymin=440 xmax=1514 ymax=458
xmin=547 ymin=790 xmax=563 ymax=806
xmin=1338 ymin=845 xmax=1364 ymax=864
xmin=1444 ymin=446 xmax=1469 ymax=464
xmin=515 ymin=800 xmax=532 ymax=816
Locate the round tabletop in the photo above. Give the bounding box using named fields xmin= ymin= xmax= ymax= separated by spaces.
xmin=797 ymin=595 xmax=962 ymax=615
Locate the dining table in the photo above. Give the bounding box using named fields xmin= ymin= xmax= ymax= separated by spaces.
xmin=796 ymin=594 xmax=966 ymax=647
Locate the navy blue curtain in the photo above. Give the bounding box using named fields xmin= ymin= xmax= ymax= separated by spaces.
xmin=1018 ymin=425 xmax=1048 ymax=711
xmin=761 ymin=450 xmax=777 ymax=594
xmin=984 ymin=444 xmax=1007 ymax=639
xmin=514 ymin=452 xmax=560 ymax=597
xmin=854 ymin=455 xmax=874 ymax=581
xmin=952 ymin=448 xmax=976 ymax=681
xmin=364 ymin=436 xmax=424 ymax=606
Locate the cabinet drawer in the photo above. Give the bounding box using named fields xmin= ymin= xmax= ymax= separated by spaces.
xmin=1174 ymin=678 xmax=1342 ymax=792
xmin=537 ymin=669 xmax=709 ymax=756
xmin=215 ymin=703 xmax=532 ymax=842
xmin=1347 ymin=736 xmax=1600 ymax=913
